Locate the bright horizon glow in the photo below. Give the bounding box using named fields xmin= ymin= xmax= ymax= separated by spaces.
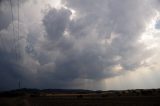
xmin=139 ymin=11 xmax=160 ymax=50
xmin=103 ymin=11 xmax=160 ymax=90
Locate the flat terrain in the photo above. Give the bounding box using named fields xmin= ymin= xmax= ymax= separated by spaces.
xmin=1 ymin=89 xmax=160 ymax=106
xmin=1 ymin=96 xmax=160 ymax=106
xmin=28 ymin=96 xmax=160 ymax=106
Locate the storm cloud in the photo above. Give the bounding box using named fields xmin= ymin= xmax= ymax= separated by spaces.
xmin=0 ymin=0 xmax=160 ymax=90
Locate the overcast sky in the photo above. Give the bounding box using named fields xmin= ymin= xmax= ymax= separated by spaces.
xmin=0 ymin=0 xmax=160 ymax=91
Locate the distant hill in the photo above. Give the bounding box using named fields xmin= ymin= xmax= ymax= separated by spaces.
xmin=1 ymin=88 xmax=160 ymax=97
xmin=41 ymin=89 xmax=93 ymax=93
xmin=0 ymin=88 xmax=94 ymax=97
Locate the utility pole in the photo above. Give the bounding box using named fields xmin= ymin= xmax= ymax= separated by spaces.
xmin=18 ymin=80 xmax=21 ymax=89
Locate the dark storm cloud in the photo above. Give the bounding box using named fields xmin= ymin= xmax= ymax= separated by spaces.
xmin=0 ymin=0 xmax=36 ymax=90
xmin=0 ymin=0 xmax=27 ymax=30
xmin=39 ymin=0 xmax=153 ymax=85
xmin=0 ymin=49 xmax=33 ymax=90
xmin=0 ymin=0 xmax=12 ymax=30
xmin=0 ymin=0 xmax=159 ymax=90
xmin=43 ymin=8 xmax=71 ymax=42
xmin=0 ymin=0 xmax=19 ymax=89
xmin=64 ymin=0 xmax=154 ymax=70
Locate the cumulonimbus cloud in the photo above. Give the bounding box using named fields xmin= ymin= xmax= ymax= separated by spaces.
xmin=0 ymin=0 xmax=160 ymax=90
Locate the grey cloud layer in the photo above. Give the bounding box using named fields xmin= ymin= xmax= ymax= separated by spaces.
xmin=0 ymin=0 xmax=159 ymax=90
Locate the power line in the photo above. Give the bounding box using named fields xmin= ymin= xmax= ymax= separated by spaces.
xmin=17 ymin=0 xmax=20 ymax=59
xmin=0 ymin=0 xmax=15 ymax=52
xmin=0 ymin=1 xmax=14 ymax=51
xmin=9 ymin=0 xmax=22 ymax=89
xmin=0 ymin=32 xmax=6 ymax=51
xmin=9 ymin=0 xmax=20 ymax=60
xmin=18 ymin=80 xmax=21 ymax=89
xmin=9 ymin=0 xmax=17 ymax=57
xmin=17 ymin=0 xmax=22 ymax=89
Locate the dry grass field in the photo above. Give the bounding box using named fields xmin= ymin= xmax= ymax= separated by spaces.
xmin=1 ymin=89 xmax=160 ymax=106
xmin=1 ymin=95 xmax=160 ymax=106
